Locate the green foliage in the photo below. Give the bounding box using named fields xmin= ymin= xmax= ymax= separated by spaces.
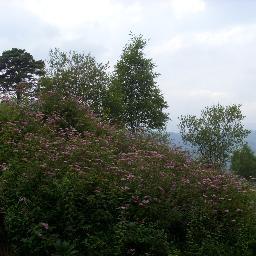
xmin=231 ymin=144 xmax=256 ymax=179
xmin=179 ymin=104 xmax=250 ymax=168
xmin=0 ymin=48 xmax=45 ymax=102
xmin=36 ymin=91 xmax=101 ymax=133
xmin=106 ymin=34 xmax=169 ymax=131
xmin=42 ymin=48 xmax=110 ymax=115
xmin=113 ymin=221 xmax=172 ymax=255
xmin=0 ymin=98 xmax=255 ymax=255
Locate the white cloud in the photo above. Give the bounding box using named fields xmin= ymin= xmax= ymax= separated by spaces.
xmin=22 ymin=0 xmax=142 ymax=31
xmin=150 ymin=35 xmax=186 ymax=56
xmin=151 ymin=24 xmax=256 ymax=56
xmin=169 ymin=0 xmax=206 ymax=19
xmin=189 ymin=89 xmax=227 ymax=99
xmin=170 ymin=89 xmax=228 ymax=102
xmin=194 ymin=25 xmax=256 ymax=46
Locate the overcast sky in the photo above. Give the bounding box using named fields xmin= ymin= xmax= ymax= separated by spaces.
xmin=0 ymin=0 xmax=255 ymax=131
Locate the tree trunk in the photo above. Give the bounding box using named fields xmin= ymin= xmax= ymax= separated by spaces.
xmin=16 ymin=90 xmax=22 ymax=104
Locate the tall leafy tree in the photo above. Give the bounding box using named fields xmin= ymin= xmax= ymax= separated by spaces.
xmin=106 ymin=34 xmax=168 ymax=132
xmin=42 ymin=48 xmax=109 ymax=115
xmin=178 ymin=104 xmax=250 ymax=168
xmin=0 ymin=48 xmax=45 ymax=102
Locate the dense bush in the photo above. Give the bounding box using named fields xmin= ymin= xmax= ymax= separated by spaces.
xmin=0 ymin=97 xmax=255 ymax=255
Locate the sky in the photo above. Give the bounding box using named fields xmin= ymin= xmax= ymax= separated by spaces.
xmin=0 ymin=0 xmax=256 ymax=131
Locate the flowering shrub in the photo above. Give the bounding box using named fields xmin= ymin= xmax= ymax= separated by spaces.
xmin=0 ymin=96 xmax=255 ymax=255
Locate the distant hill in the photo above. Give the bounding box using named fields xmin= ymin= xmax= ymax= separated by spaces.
xmin=169 ymin=132 xmax=191 ymax=150
xmin=170 ymin=131 xmax=256 ymax=153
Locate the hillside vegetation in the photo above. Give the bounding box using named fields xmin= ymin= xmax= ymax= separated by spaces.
xmin=0 ymin=94 xmax=255 ymax=255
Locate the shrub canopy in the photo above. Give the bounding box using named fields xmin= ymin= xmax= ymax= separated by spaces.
xmin=0 ymin=97 xmax=255 ymax=255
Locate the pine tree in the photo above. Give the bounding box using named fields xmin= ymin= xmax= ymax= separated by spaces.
xmin=0 ymin=48 xmax=45 ymax=102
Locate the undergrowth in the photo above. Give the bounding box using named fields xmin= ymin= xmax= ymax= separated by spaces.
xmin=0 ymin=94 xmax=255 ymax=255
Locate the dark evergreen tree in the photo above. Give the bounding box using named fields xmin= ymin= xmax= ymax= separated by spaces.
xmin=0 ymin=48 xmax=45 ymax=102
xmin=231 ymin=144 xmax=256 ymax=179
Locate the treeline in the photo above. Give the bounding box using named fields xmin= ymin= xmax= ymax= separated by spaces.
xmin=0 ymin=34 xmax=254 ymax=178
xmin=0 ymin=34 xmax=168 ymax=132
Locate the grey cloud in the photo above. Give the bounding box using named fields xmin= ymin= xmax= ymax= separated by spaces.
xmin=0 ymin=0 xmax=256 ymax=131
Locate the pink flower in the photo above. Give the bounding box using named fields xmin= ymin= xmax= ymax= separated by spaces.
xmin=40 ymin=222 xmax=49 ymax=230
